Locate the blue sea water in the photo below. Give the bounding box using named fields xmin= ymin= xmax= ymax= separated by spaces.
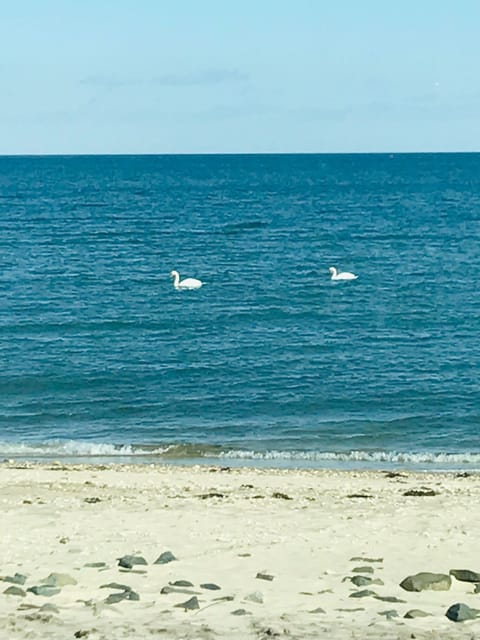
xmin=1 ymin=153 xmax=480 ymax=470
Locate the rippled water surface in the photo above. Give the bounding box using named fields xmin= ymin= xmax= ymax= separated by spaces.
xmin=1 ymin=154 xmax=480 ymax=469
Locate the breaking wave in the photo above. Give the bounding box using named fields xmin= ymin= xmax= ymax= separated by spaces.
xmin=0 ymin=440 xmax=479 ymax=471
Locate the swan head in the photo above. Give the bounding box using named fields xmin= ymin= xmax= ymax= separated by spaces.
xmin=328 ymin=267 xmax=337 ymax=276
xmin=170 ymin=270 xmax=179 ymax=278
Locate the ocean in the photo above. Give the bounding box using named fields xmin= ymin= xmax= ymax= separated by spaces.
xmin=1 ymin=153 xmax=479 ymax=470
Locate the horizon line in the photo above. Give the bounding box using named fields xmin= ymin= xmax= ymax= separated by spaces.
xmin=0 ymin=150 xmax=479 ymax=158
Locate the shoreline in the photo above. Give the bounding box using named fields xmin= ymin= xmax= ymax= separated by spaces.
xmin=1 ymin=463 xmax=479 ymax=638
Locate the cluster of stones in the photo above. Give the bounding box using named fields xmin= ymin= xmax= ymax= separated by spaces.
xmin=399 ymin=569 xmax=480 ymax=622
xmin=3 ymin=553 xmax=480 ymax=625
xmin=0 ymin=551 xmax=278 ymax=618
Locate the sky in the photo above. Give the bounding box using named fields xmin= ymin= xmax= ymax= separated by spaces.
xmin=1 ymin=0 xmax=480 ymax=154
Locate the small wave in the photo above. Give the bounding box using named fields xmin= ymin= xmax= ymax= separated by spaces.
xmin=0 ymin=441 xmax=479 ymax=469
xmin=221 ymin=220 xmax=268 ymax=234
xmin=0 ymin=441 xmax=160 ymax=458
xmin=220 ymin=449 xmax=480 ymax=465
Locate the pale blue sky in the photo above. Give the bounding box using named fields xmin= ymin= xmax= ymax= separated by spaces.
xmin=1 ymin=0 xmax=479 ymax=154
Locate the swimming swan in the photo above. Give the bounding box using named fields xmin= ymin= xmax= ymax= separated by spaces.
xmin=170 ymin=270 xmax=203 ymax=290
xmin=329 ymin=266 xmax=358 ymax=281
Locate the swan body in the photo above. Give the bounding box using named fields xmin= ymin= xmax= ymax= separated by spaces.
xmin=171 ymin=270 xmax=203 ymax=290
xmin=329 ymin=266 xmax=358 ymax=281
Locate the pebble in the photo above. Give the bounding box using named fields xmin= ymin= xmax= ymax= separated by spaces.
xmin=174 ymin=596 xmax=200 ymax=611
xmin=169 ymin=580 xmax=193 ymax=587
xmin=450 ymin=569 xmax=480 ymax=583
xmin=105 ymin=590 xmax=139 ymax=604
xmin=404 ymin=609 xmax=431 ymax=618
xmin=4 ymin=574 xmax=27 ymax=585
xmin=352 ymin=566 xmax=374 ymax=574
xmin=244 ymin=591 xmax=263 ymax=604
xmin=41 ymin=573 xmax=77 ymax=587
xmin=350 ymin=557 xmax=383 ymax=563
xmin=446 ymin=602 xmax=480 ymax=622
xmin=308 ymin=607 xmax=326 ymax=614
xmin=154 ymin=551 xmax=177 ymax=565
xmin=349 ymin=590 xmax=377 ymax=598
xmin=256 ymin=572 xmax=274 ymax=581
xmin=231 ymin=608 xmax=251 ymax=616
xmin=161 ymin=586 xmax=199 ymax=595
xmin=4 ymin=586 xmax=26 ymax=597
xmin=27 ymin=585 xmax=61 ymax=597
xmin=100 ymin=583 xmax=132 ymax=591
xmin=200 ymin=583 xmax=221 ymax=590
xmin=117 ymin=555 xmax=147 ymax=569
xmin=378 ymin=609 xmax=398 ymax=619
xmin=400 ymin=572 xmax=451 ymax=592
xmin=374 ymin=595 xmax=406 ymax=603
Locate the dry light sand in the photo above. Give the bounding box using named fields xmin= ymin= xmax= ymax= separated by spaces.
xmin=0 ymin=461 xmax=480 ymax=639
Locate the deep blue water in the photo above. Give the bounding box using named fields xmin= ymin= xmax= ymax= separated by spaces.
xmin=1 ymin=153 xmax=480 ymax=470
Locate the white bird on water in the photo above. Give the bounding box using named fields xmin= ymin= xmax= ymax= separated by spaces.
xmin=329 ymin=266 xmax=358 ymax=281
xmin=170 ymin=270 xmax=203 ymax=290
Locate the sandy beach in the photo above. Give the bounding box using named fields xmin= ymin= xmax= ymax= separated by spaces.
xmin=1 ymin=462 xmax=480 ymax=639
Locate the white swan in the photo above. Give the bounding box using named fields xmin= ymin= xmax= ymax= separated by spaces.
xmin=329 ymin=266 xmax=358 ymax=281
xmin=170 ymin=270 xmax=203 ymax=290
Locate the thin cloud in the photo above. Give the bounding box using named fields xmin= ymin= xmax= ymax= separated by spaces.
xmin=153 ymin=69 xmax=248 ymax=87
xmin=80 ymin=75 xmax=139 ymax=89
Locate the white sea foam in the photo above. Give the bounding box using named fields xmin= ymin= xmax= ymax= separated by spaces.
xmin=0 ymin=441 xmax=479 ymax=470
xmin=220 ymin=449 xmax=480 ymax=464
xmin=0 ymin=440 xmax=169 ymax=458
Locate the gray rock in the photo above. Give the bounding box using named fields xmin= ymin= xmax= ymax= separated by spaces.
xmin=350 ymin=557 xmax=383 ymax=563
xmin=474 ymin=584 xmax=480 ymax=593
xmin=446 ymin=602 xmax=480 ymax=622
xmin=404 ymin=609 xmax=431 ymax=618
xmin=400 ymin=572 xmax=451 ymax=592
xmin=160 ymin=586 xmax=199 ymax=595
xmin=117 ymin=555 xmax=147 ymax=569
xmin=350 ymin=576 xmax=373 ymax=587
xmin=309 ymin=607 xmax=326 ymax=614
xmin=154 ymin=551 xmax=177 ymax=565
xmin=27 ymin=585 xmax=61 ymax=597
xmin=41 ymin=573 xmax=77 ymax=587
xmin=256 ymin=572 xmax=274 ymax=581
xmin=4 ymin=573 xmax=27 ymax=585
xmin=244 ymin=591 xmax=263 ymax=604
xmin=374 ymin=595 xmax=406 ymax=603
xmin=100 ymin=583 xmax=132 ymax=591
xmin=200 ymin=583 xmax=221 ymax=590
xmin=104 ymin=590 xmax=139 ymax=604
xmin=174 ymin=596 xmax=200 ymax=611
xmin=169 ymin=580 xmax=193 ymax=587
xmin=84 ymin=562 xmax=107 ymax=569
xmin=352 ymin=566 xmax=374 ymax=574
xmin=4 ymin=586 xmax=26 ymax=597
xmin=349 ymin=590 xmax=377 ymax=598
xmin=378 ymin=609 xmax=398 ymax=619
xmin=104 ymin=592 xmax=127 ymax=605
xmin=231 ymin=608 xmax=251 ymax=615
xmin=450 ymin=569 xmax=480 ymax=583
xmin=403 ymin=488 xmax=437 ymax=497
